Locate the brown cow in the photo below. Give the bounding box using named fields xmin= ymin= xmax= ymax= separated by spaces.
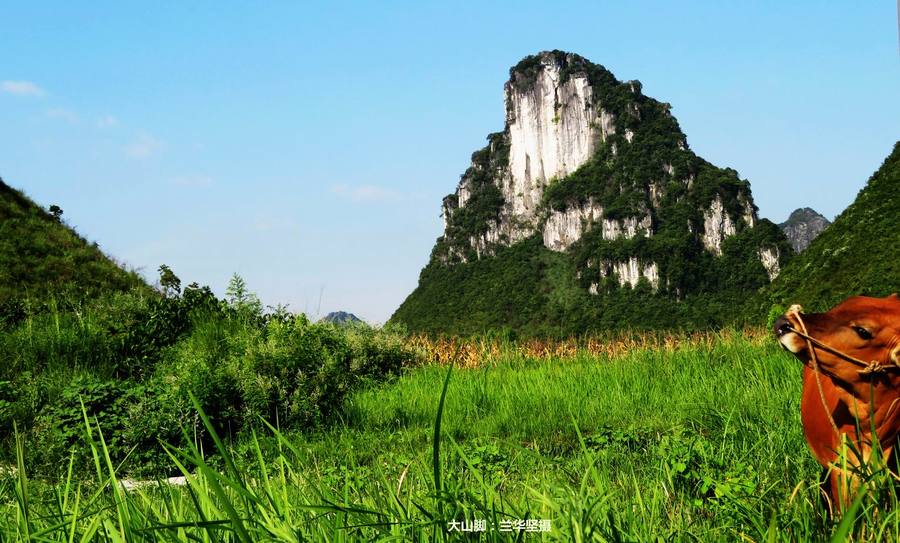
xmin=774 ymin=294 xmax=900 ymax=511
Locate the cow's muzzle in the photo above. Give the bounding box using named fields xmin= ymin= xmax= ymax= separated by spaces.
xmin=773 ymin=314 xmax=806 ymax=354
xmin=774 ymin=316 xmax=793 ymax=337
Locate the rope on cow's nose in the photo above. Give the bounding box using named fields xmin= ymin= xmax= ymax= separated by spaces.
xmin=785 ymin=307 xmax=898 ymax=374
xmin=790 ymin=305 xmax=842 ymax=438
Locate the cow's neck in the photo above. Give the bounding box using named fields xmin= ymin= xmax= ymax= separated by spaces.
xmin=802 ymin=367 xmax=900 ymax=466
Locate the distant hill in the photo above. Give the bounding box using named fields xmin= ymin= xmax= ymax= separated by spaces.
xmin=764 ymin=142 xmax=900 ymax=311
xmin=778 ymin=207 xmax=830 ymax=253
xmin=0 ymin=178 xmax=145 ymax=305
xmin=320 ymin=311 xmax=364 ymax=325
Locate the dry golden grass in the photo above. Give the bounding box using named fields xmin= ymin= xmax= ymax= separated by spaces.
xmin=405 ymin=327 xmax=770 ymax=368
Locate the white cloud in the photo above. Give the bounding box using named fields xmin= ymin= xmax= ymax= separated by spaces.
xmin=125 ymin=133 xmax=164 ymax=159
xmin=172 ymin=175 xmax=213 ymax=188
xmin=1 ymin=80 xmax=45 ymax=96
xmin=97 ymin=115 xmax=118 ymax=128
xmin=45 ymin=107 xmax=79 ymax=123
xmin=331 ymin=183 xmax=397 ymax=202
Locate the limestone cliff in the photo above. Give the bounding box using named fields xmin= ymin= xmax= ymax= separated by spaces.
xmin=394 ymin=51 xmax=792 ymax=334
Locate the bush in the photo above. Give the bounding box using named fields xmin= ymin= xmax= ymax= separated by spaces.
xmin=0 ymin=299 xmax=25 ymax=330
xmin=30 ymin=376 xmax=143 ymax=474
xmin=158 ymin=314 xmax=417 ymax=436
xmin=1 ymin=276 xmax=418 ymax=476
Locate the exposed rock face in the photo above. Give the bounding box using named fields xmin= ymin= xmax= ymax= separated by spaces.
xmin=601 ymin=214 xmax=652 ymax=241
xmin=542 ymin=199 xmax=603 ymax=251
xmin=541 ymin=202 xmax=652 ymax=252
xmin=506 ymin=64 xmax=610 ymax=222
xmin=740 ymin=196 xmax=756 ymax=228
xmin=442 ymin=54 xmax=628 ymax=257
xmin=468 ymin=224 xmax=503 ymax=261
xmin=595 ymin=258 xmax=660 ymax=290
xmin=778 ymin=207 xmax=831 ymax=253
xmin=457 ymin=179 xmax=473 ymax=208
xmin=758 ymin=247 xmax=781 ymax=280
xmin=701 ymin=196 xmax=738 ymax=255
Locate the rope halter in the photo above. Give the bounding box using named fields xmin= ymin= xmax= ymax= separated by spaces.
xmin=784 ymin=305 xmax=899 ymax=376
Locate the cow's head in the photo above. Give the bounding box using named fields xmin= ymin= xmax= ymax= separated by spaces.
xmin=774 ymin=294 xmax=900 ymax=380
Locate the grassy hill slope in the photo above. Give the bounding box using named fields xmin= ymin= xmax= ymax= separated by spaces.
xmin=764 ymin=141 xmax=900 ymax=311
xmin=0 ymin=178 xmax=145 ymax=305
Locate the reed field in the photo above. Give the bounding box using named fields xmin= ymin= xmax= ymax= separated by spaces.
xmin=3 ymin=320 xmax=900 ymax=541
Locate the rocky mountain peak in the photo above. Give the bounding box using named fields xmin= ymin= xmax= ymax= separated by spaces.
xmin=435 ymin=51 xmax=781 ymax=281
xmin=394 ymin=52 xmax=792 ymax=334
xmin=778 ymin=207 xmax=831 ymax=253
xmin=320 ymin=311 xmax=364 ymax=326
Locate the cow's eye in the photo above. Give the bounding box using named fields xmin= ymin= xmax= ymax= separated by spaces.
xmin=853 ymin=326 xmax=874 ymax=340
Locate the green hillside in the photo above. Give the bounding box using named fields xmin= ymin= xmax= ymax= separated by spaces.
xmin=0 ymin=178 xmax=146 ymax=307
xmin=764 ymin=141 xmax=900 ymax=311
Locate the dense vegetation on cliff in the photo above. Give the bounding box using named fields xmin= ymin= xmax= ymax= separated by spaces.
xmin=763 ymin=141 xmax=900 ymax=311
xmin=394 ymin=235 xmax=780 ymax=336
xmin=393 ymin=51 xmax=791 ymax=335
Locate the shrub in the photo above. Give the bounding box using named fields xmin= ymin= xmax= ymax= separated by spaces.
xmin=1 ymin=275 xmax=418 ymax=476
xmin=0 ymin=299 xmax=25 ymax=330
xmin=30 ymin=375 xmax=143 ymax=475
xmin=158 ymin=314 xmax=417 ymax=437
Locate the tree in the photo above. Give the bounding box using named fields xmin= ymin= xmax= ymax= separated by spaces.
xmin=226 ymin=273 xmax=262 ymax=318
xmin=157 ymin=264 xmax=181 ymax=297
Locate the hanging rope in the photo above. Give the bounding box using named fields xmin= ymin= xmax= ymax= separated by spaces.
xmin=788 ymin=304 xmax=842 ymax=437
xmin=784 ymin=305 xmax=898 ymax=375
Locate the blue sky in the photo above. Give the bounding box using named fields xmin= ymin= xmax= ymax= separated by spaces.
xmin=1 ymin=2 xmax=897 ymax=322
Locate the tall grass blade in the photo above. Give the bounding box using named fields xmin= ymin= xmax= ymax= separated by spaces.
xmin=432 ymin=364 xmax=453 ymax=532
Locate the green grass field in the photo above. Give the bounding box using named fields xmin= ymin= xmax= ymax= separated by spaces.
xmin=3 ymin=330 xmax=899 ymax=541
